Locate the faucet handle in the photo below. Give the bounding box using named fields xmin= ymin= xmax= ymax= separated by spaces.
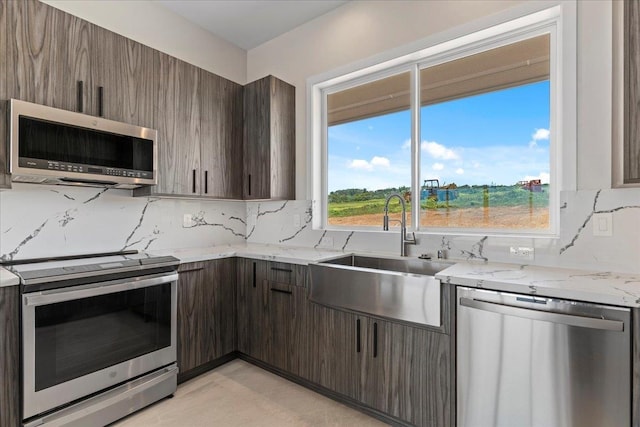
xmin=405 ymin=231 xmax=417 ymax=244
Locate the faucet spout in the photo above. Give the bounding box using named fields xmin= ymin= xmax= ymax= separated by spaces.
xmin=383 ymin=193 xmax=416 ymax=256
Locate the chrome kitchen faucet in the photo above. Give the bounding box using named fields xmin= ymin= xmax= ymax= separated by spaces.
xmin=383 ymin=193 xmax=416 ymax=256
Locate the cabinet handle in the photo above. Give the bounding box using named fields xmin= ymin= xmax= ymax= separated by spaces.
xmin=192 ymin=170 xmax=196 ymax=193
xmin=373 ymin=322 xmax=378 ymax=358
xmin=252 ymin=262 xmax=256 ymax=288
xmin=248 ymin=174 xmax=252 ymax=196
xmin=98 ymin=86 xmax=104 ymax=117
xmin=179 ymin=267 xmax=203 ymax=274
xmin=270 ymin=288 xmax=292 ymax=295
xmin=356 ymin=319 xmax=361 ymax=353
xmin=77 ymin=81 xmax=84 ymax=113
xmin=204 ymin=171 xmax=208 ymax=194
xmin=270 ymin=267 xmax=292 ymax=273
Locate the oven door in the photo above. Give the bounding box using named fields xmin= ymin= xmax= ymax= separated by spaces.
xmin=22 ymin=272 xmax=178 ymax=420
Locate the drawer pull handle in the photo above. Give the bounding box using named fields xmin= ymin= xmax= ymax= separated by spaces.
xmin=373 ymin=322 xmax=378 ymax=358
xmin=179 ymin=267 xmax=203 ymax=274
xmin=270 ymin=288 xmax=292 ymax=295
xmin=98 ymin=86 xmax=104 ymax=117
xmin=270 ymin=267 xmax=292 ymax=273
xmin=252 ymin=262 xmax=257 ymax=288
xmin=77 ymin=81 xmax=84 ymax=113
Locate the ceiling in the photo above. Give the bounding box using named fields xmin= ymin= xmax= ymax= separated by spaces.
xmin=158 ymin=1 xmax=348 ymax=50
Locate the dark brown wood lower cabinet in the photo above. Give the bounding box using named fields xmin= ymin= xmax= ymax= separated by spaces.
xmin=309 ymin=306 xmax=451 ymax=427
xmin=0 ymin=285 xmax=20 ymax=427
xmin=237 ymin=259 xmax=309 ymax=378
xmin=177 ymin=259 xmax=236 ymax=378
xmin=236 ymin=258 xmax=268 ymax=360
xmin=308 ymin=304 xmax=361 ymax=400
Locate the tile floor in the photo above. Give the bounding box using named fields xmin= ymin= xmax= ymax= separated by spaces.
xmin=113 ymin=360 xmax=387 ymax=426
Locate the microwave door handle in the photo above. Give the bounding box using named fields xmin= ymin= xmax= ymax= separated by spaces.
xmin=23 ymin=272 xmax=178 ymax=307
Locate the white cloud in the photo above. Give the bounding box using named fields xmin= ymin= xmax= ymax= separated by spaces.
xmin=432 ymin=163 xmax=444 ymax=171
xmin=402 ymin=139 xmax=411 ymax=150
xmin=532 ymin=128 xmax=550 ymax=141
xmin=371 ymin=156 xmax=390 ymax=168
xmin=456 ymin=168 xmax=465 ymax=175
xmin=421 ymin=141 xmax=459 ymax=160
xmin=523 ymin=172 xmax=550 ymax=184
xmin=529 ymin=128 xmax=550 ymax=148
xmin=347 ymin=156 xmax=391 ymax=171
xmin=348 ymin=159 xmax=373 ymax=171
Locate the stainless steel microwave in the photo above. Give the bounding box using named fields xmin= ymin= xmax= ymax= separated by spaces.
xmin=9 ymin=99 xmax=158 ymax=189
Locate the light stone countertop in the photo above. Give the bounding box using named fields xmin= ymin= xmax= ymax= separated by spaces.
xmin=149 ymin=243 xmax=347 ymax=266
xmin=0 ymin=267 xmax=20 ymax=288
xmin=436 ymin=261 xmax=640 ymax=308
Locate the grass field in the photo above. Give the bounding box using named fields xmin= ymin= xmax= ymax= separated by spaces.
xmin=328 ymin=185 xmax=550 ymax=229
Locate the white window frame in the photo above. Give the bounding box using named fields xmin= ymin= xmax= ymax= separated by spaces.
xmin=308 ymin=2 xmax=576 ymax=237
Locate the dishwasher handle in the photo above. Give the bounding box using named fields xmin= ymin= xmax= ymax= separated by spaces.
xmin=459 ymin=297 xmax=624 ymax=332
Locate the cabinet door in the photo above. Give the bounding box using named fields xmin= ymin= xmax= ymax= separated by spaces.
xmin=625 ymin=0 xmax=640 ymax=182
xmin=386 ymin=323 xmax=451 ymax=427
xmin=243 ymin=77 xmax=271 ymax=199
xmin=153 ymin=53 xmax=201 ymax=196
xmin=6 ymin=0 xmax=92 ymax=112
xmin=243 ymin=75 xmax=295 ymax=200
xmin=359 ymin=317 xmax=391 ymax=414
xmin=308 ymin=304 xmax=360 ymax=400
xmin=268 ymin=76 xmax=295 ymax=200
xmin=236 ymin=259 xmax=269 ymax=360
xmin=177 ymin=259 xmax=236 ymax=375
xmin=0 ymin=286 xmax=20 ymax=427
xmin=263 ymin=281 xmax=294 ymax=371
xmin=91 ymin=27 xmax=156 ymax=128
xmin=200 ymin=70 xmax=243 ymax=198
xmin=0 ymin=0 xmax=9 ymax=187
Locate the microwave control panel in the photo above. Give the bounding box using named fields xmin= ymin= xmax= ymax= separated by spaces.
xmin=19 ymin=158 xmax=153 ymax=180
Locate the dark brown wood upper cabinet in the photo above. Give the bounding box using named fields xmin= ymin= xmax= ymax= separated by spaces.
xmin=243 ymin=75 xmax=295 ymax=200
xmin=6 ymin=1 xmax=93 ymax=113
xmin=625 ymin=0 xmax=640 ymax=183
xmin=140 ymin=53 xmax=201 ymax=197
xmin=2 ymin=2 xmax=295 ymax=200
xmin=199 ymin=70 xmax=244 ymax=199
xmin=0 ymin=0 xmax=9 ymax=188
xmin=90 ymin=27 xmax=156 ymax=128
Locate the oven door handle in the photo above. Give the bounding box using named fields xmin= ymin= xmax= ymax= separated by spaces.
xmin=23 ymin=272 xmax=179 ymax=306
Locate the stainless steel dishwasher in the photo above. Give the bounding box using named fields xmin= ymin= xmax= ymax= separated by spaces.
xmin=456 ymin=287 xmax=631 ymax=427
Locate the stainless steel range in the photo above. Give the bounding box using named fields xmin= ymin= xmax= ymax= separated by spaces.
xmin=3 ymin=251 xmax=180 ymax=427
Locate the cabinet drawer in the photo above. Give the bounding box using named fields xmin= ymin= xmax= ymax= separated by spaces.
xmin=268 ymin=262 xmax=295 ymax=285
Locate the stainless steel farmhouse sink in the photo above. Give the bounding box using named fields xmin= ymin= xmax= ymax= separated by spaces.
xmin=309 ymin=255 xmax=452 ymax=327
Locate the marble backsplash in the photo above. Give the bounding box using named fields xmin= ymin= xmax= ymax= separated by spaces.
xmin=0 ymin=184 xmax=246 ymax=261
xmin=1 ymin=184 xmax=639 ymax=274
xmin=245 ymin=188 xmax=640 ymax=274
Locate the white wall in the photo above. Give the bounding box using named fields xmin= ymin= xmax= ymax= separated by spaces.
xmin=247 ymin=0 xmax=613 ymax=198
xmin=41 ymin=0 xmax=247 ymax=84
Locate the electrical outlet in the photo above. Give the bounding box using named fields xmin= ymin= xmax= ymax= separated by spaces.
xmin=592 ymin=212 xmax=613 ymax=237
xmin=510 ymin=246 xmax=534 ymax=260
xmin=293 ymin=214 xmax=301 ymax=227
xmin=183 ymin=214 xmax=194 ymax=227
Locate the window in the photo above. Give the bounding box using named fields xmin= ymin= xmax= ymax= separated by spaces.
xmin=313 ymin=5 xmax=575 ymax=236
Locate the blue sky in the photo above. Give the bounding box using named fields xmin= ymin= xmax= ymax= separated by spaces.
xmin=327 ymin=81 xmax=550 ymax=192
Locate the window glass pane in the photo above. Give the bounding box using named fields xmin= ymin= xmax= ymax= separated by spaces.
xmin=419 ymin=34 xmax=550 ymax=230
xmin=327 ymin=71 xmax=412 ymax=227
